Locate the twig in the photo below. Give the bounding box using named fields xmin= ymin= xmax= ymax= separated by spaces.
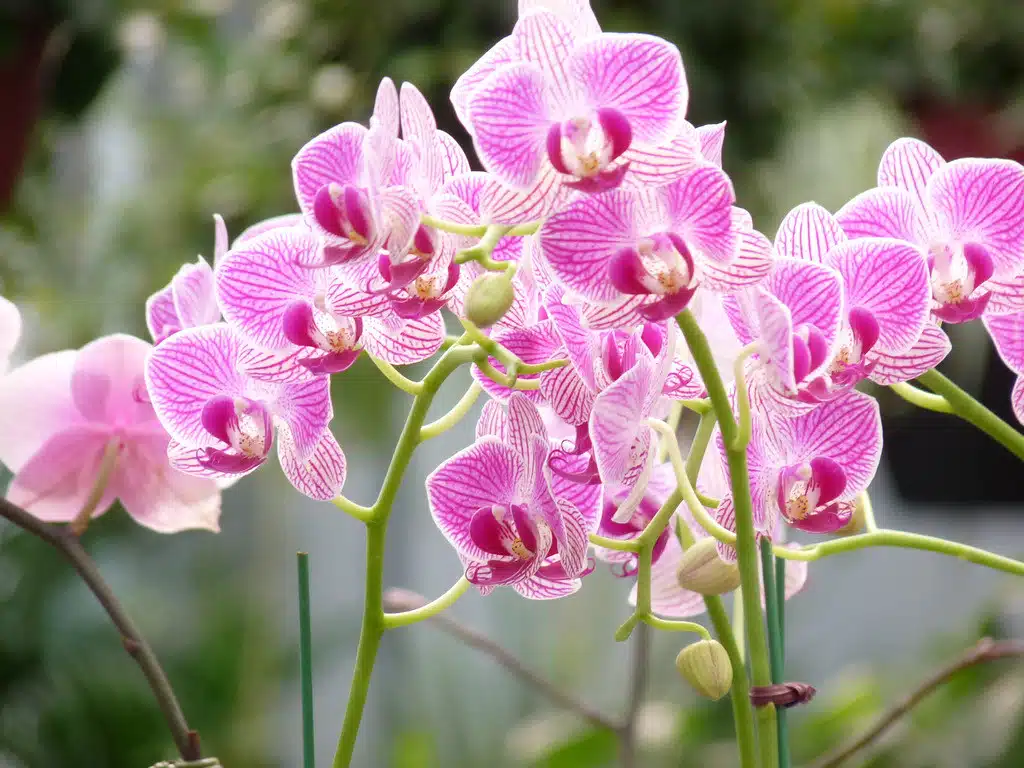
xmin=0 ymin=496 xmax=201 ymax=761
xmin=383 ymin=587 xmax=618 ymax=732
xmin=619 ymin=623 xmax=650 ymax=768
xmin=297 ymin=553 xmax=316 ymax=768
xmin=811 ymin=637 xmax=1024 ymax=768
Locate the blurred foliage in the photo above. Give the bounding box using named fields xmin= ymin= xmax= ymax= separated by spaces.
xmin=0 ymin=0 xmax=1022 ymax=766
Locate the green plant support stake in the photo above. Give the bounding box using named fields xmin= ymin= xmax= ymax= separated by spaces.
xmin=298 ymin=552 xmax=316 ymax=768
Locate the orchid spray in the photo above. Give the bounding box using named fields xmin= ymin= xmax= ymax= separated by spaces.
xmin=3 ymin=2 xmax=1024 ymax=767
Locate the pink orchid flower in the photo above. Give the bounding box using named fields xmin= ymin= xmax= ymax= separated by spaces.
xmin=145 ymin=215 xmax=228 ymax=344
xmin=215 ymin=226 xmax=444 ymax=377
xmin=983 ymin=311 xmax=1024 ymax=425
xmin=836 ymin=137 xmax=1024 ymax=323
xmin=765 ymin=203 xmax=934 ymax=392
xmin=292 ymin=78 xmax=420 ymax=269
xmin=426 ymin=394 xmax=599 ymax=599
xmin=0 ymin=334 xmax=222 ymax=532
xmin=460 ymin=8 xmax=686 ymax=200
xmin=539 ymin=164 xmax=751 ymax=323
xmin=0 ymin=295 xmax=21 ymax=374
xmin=714 ymin=390 xmax=882 ymax=537
xmin=145 ymin=323 xmax=346 ymax=500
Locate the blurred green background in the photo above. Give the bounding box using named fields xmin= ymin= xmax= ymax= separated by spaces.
xmin=1 ymin=1 xmax=1024 ymax=766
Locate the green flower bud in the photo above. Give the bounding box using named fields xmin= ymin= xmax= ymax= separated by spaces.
xmin=675 ymin=639 xmax=732 ymax=701
xmin=464 ymin=272 xmax=516 ymax=328
xmin=676 ymin=537 xmax=741 ymax=595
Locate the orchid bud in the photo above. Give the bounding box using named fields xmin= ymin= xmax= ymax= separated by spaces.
xmin=676 ymin=538 xmax=741 ymax=595
xmin=675 ymin=639 xmax=732 ymax=701
xmin=464 ymin=272 xmax=515 ymax=328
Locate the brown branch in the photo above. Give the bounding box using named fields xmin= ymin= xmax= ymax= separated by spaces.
xmin=0 ymin=495 xmax=202 ymax=761
xmin=618 ymin=623 xmax=650 ymax=768
xmin=811 ymin=637 xmax=1024 ymax=768
xmin=383 ymin=587 xmax=620 ymax=732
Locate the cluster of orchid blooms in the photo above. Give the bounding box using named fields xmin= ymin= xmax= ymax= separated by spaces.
xmin=2 ymin=1 xmax=1024 ymax=763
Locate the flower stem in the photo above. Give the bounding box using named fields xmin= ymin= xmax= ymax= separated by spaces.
xmin=421 ymin=215 xmax=542 ymax=238
xmin=331 ymin=496 xmax=374 ymax=523
xmin=776 ymin=528 xmax=1024 ymax=576
xmin=760 ymin=540 xmax=790 ymax=768
xmin=332 ymin=345 xmax=478 ymax=767
xmin=419 ymin=383 xmax=483 ymax=441
xmin=365 ymin=355 xmax=423 ymax=395
xmin=382 ymin=577 xmax=471 ymax=629
xmin=888 ymin=382 xmax=954 ymax=413
xmin=677 ymin=309 xmax=777 ymax=768
xmin=297 ymin=553 xmax=316 ymax=768
xmin=641 ymin=614 xmax=712 ymax=638
xmin=916 ymin=368 xmax=1024 ymax=461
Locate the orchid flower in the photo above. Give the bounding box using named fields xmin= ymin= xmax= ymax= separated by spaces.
xmin=715 ymin=390 xmax=882 ymax=536
xmin=539 ymin=164 xmax=752 ymax=323
xmin=460 ymin=8 xmax=686 ymax=204
xmin=426 ymin=394 xmax=599 ymax=599
xmin=836 ymin=137 xmax=1024 ymax=323
xmin=215 ymin=226 xmax=444 ymax=377
xmin=983 ymin=311 xmax=1024 ymax=425
xmin=770 ymin=203 xmax=934 ymax=390
xmin=0 ymin=335 xmax=223 ymax=532
xmin=0 ymin=295 xmax=21 ymax=374
xmin=292 ymin=78 xmax=419 ymax=269
xmin=145 ymin=215 xmax=228 ymax=344
xmin=145 ymin=323 xmax=346 ymax=500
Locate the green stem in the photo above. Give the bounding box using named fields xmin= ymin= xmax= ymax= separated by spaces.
xmin=332 ymin=345 xmax=478 ymax=767
xmin=331 ymin=496 xmax=375 ymax=523
xmin=684 ymin=409 xmax=718 ymax=482
xmin=420 ymin=383 xmax=483 ymax=441
xmin=888 ymin=382 xmax=953 ymax=413
xmin=760 ymin=541 xmax=790 ymax=768
xmin=917 ymin=369 xmax=1024 ymax=461
xmin=642 ymin=614 xmax=711 ymax=639
xmin=366 ymin=355 xmax=423 ymax=395
xmin=677 ymin=309 xmax=777 ymax=768
xmin=676 ymin=519 xmax=757 ymax=768
xmin=421 ymin=215 xmax=542 ymax=238
xmin=298 ymin=553 xmax=316 ymax=768
xmin=776 ymin=529 xmax=1024 ymax=576
xmin=383 ymin=577 xmax=471 ymax=629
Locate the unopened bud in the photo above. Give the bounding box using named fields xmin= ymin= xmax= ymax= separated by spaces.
xmin=464 ymin=272 xmax=515 ymax=328
xmin=676 ymin=538 xmax=741 ymax=595
xmin=675 ymin=639 xmax=732 ymax=700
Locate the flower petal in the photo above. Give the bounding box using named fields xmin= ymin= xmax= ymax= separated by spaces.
xmin=572 ymin=33 xmax=686 ymax=145
xmin=1013 ymin=377 xmax=1024 ymax=425
xmin=540 ymin=362 xmax=594 ymax=424
xmin=695 ymin=121 xmax=726 ymax=167
xmin=869 ymin=324 xmax=951 ymax=385
xmin=513 ymin=10 xmax=576 ymax=106
xmin=145 ymin=286 xmax=180 ymax=344
xmin=702 ymin=219 xmax=772 ymax=293
xmin=927 ymin=158 xmax=1024 ymax=275
xmin=774 ymin=202 xmax=846 ymax=263
xmin=427 ymin=438 xmax=526 ymax=561
xmin=451 ymin=36 xmax=517 ymax=129
xmin=278 ymin=425 xmax=346 ymax=500
xmin=472 ymin=321 xmax=562 ymax=402
xmin=877 ymin=137 xmax=945 ymax=211
xmin=6 ymin=426 xmax=111 ymax=523
xmin=271 ymin=376 xmax=333 ymax=461
xmin=589 ymin=355 xmax=654 ymax=485
xmin=480 ymin=166 xmax=566 ymax=225
xmin=72 ymin=334 xmax=154 ymax=427
xmin=362 ymin=311 xmax=444 ymax=365
xmin=987 ymin=272 xmax=1024 ymax=315
xmin=836 ymin=186 xmax=927 ymax=243
xmin=519 ymin=0 xmax=601 ymax=37
xmin=172 ymin=256 xmax=220 ymax=330
xmin=765 ymin=258 xmax=844 ymax=347
xmin=826 ymin=238 xmax=930 ymax=355
xmin=469 ymin=62 xmax=552 ymax=189
xmin=113 ymin=433 xmax=222 ymax=533
xmin=984 ymin=311 xmax=1024 ymax=375
xmin=231 ymin=213 xmax=305 ymax=247
xmin=540 ymin=187 xmax=639 ymax=302
xmin=659 ymin=165 xmax=737 ymax=264
xmin=513 ymin=572 xmax=582 ymax=600
xmin=621 ymin=123 xmax=702 ymax=188
xmin=145 ymin=324 xmax=248 ymax=448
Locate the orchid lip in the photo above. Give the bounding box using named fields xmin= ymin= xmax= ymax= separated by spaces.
xmin=312 ymin=182 xmax=375 ymax=246
xmin=546 ymin=109 xmax=633 ymax=183
xmin=776 ymin=456 xmax=847 ymax=527
xmin=200 ymin=393 xmax=273 ymax=460
xmin=282 ymin=300 xmax=363 ymax=354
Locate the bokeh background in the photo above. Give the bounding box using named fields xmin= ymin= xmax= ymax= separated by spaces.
xmin=2 ymin=1 xmax=1024 ymax=766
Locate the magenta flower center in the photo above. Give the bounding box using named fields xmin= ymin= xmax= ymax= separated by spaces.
xmin=927 ymin=242 xmax=994 ymax=323
xmin=313 ymin=182 xmax=375 ymax=245
xmin=283 ymin=300 xmax=363 ymax=354
xmin=201 ymin=394 xmax=273 ymax=459
xmin=827 ymin=307 xmax=880 ymax=378
xmin=546 ymin=108 xmax=632 ymax=180
xmin=776 ymin=457 xmax=846 ymax=524
xmin=469 ymin=503 xmax=551 ymax=561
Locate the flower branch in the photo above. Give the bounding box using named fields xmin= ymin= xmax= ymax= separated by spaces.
xmin=810 ymin=637 xmax=1024 ymax=768
xmin=0 ymin=496 xmax=203 ymax=763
